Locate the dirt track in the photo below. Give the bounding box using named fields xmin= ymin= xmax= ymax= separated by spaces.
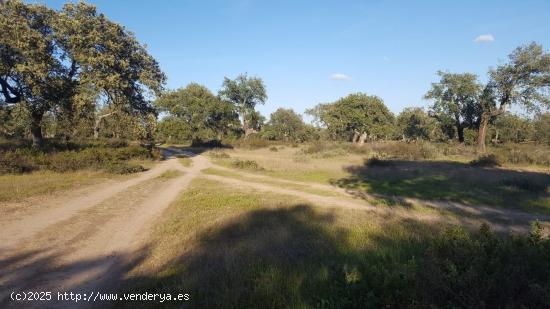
xmin=0 ymin=148 xmax=548 ymax=308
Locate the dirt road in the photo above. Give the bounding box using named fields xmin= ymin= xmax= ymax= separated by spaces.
xmin=0 ymin=149 xmax=547 ymax=308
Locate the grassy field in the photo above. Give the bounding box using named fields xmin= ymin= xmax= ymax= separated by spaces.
xmin=205 ymin=143 xmax=550 ymax=214
xmin=0 ymin=170 xmax=121 ymax=202
xmin=122 ymin=178 xmax=550 ymax=308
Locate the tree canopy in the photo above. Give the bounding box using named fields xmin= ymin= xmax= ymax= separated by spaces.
xmin=263 ymin=108 xmax=309 ymax=142
xmin=477 ymin=42 xmax=550 ymax=151
xmin=218 ymin=73 xmax=267 ymax=137
xmin=396 ymin=107 xmax=442 ymax=141
xmin=155 ymin=83 xmax=238 ymax=143
xmin=424 ymin=71 xmax=481 ymax=143
xmin=0 ymin=0 xmax=165 ymax=146
xmin=308 ymin=93 xmax=394 ymax=143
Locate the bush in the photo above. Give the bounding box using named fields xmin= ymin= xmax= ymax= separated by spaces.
xmin=232 ymin=135 xmax=271 ymax=149
xmin=365 ymin=157 xmax=394 ymax=168
xmin=470 ymin=154 xmax=501 ymax=167
xmin=231 ymin=159 xmax=263 ymax=170
xmin=0 ymin=150 xmax=37 ymax=173
xmin=101 ymin=138 xmax=128 ymax=148
xmin=492 ymin=144 xmax=550 ymax=166
xmin=104 ymin=162 xmax=147 ymax=174
xmin=269 ymin=146 xmax=278 ymax=152
xmin=369 ymin=141 xmax=439 ymax=160
xmin=0 ymin=144 xmax=154 ymax=175
xmin=420 ymin=223 xmax=550 ymax=308
xmin=209 ymin=150 xmax=230 ymax=159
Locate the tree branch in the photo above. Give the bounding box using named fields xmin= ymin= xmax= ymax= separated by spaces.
xmin=0 ymin=77 xmax=20 ymax=104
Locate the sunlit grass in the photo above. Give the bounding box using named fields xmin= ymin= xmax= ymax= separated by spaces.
xmin=0 ymin=170 xmax=118 ymax=202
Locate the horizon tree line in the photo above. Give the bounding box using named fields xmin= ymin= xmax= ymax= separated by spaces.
xmin=1 ymin=0 xmax=549 ymax=150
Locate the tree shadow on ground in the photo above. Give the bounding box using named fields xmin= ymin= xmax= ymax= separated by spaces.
xmin=118 ymin=204 xmax=550 ymax=308
xmin=331 ymin=159 xmax=550 ymax=215
xmin=2 ymin=204 xmax=550 ymax=308
xmin=0 ymin=244 xmax=151 ymax=308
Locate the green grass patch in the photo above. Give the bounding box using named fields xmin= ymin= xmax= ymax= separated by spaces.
xmin=333 ymin=160 xmax=550 ymax=214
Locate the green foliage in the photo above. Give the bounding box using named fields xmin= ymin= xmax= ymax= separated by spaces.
xmin=155 ymin=83 xmax=239 ymax=143
xmin=533 ymin=113 xmax=550 ymax=145
xmin=219 ymin=73 xmax=267 ymax=135
xmin=230 ymin=134 xmax=272 ymax=149
xmin=478 ymin=42 xmax=550 ymax=150
xmin=470 ymin=154 xmax=501 ymax=167
xmin=0 ymin=143 xmax=152 ymax=174
xmin=396 ymin=107 xmax=443 ymax=141
xmin=263 ymin=108 xmax=311 ymax=142
xmin=489 ymin=112 xmax=535 ymax=143
xmin=488 ymin=42 xmax=550 ymax=114
xmin=0 ymin=0 xmax=165 ymax=146
xmin=425 ymin=71 xmax=482 ymax=143
xmin=103 ymin=162 xmax=147 ymax=174
xmin=369 ymin=141 xmax=440 ymax=160
xmin=492 ymin=144 xmax=550 ymax=166
xmin=208 ymin=150 xmax=230 ymax=159
xmin=231 ymin=159 xmax=264 ymax=170
xmin=307 ymin=93 xmax=395 ymax=141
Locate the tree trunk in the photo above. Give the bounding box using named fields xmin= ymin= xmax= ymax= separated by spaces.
xmin=456 ymin=123 xmax=465 ymax=144
xmin=30 ymin=114 xmax=44 ymax=148
xmin=352 ymin=131 xmax=360 ymax=143
xmin=477 ymin=113 xmax=490 ymax=152
xmin=492 ymin=130 xmax=499 ymax=145
xmin=94 ymin=113 xmax=113 ymax=139
xmin=357 ymin=132 xmax=367 ymax=145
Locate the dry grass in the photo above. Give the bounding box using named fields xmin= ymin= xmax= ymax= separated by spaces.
xmin=203 ymin=168 xmax=342 ymax=197
xmin=157 ymin=170 xmax=184 ymax=179
xmin=206 ymin=146 xmax=362 ymax=183
xmin=0 ymin=170 xmax=120 ymax=202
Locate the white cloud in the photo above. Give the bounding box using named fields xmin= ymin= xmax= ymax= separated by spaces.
xmin=474 ymin=34 xmax=495 ymax=43
xmin=330 ymin=73 xmax=351 ymax=80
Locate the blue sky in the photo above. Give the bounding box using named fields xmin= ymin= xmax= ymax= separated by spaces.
xmin=40 ymin=0 xmax=550 ymax=118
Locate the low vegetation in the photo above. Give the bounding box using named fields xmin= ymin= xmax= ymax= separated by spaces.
xmin=0 ymin=141 xmax=157 ymax=175
xmin=125 ymin=180 xmax=550 ymax=308
xmin=0 ymin=170 xmax=115 ymax=202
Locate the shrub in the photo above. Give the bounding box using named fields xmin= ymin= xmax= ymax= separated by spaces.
xmin=104 ymin=162 xmax=147 ymax=174
xmin=369 ymin=141 xmax=439 ymax=160
xmin=470 ymin=154 xmax=501 ymax=167
xmin=102 ymin=138 xmax=128 ymax=148
xmin=303 ymin=141 xmax=330 ymax=154
xmin=231 ymin=159 xmax=263 ymax=170
xmin=420 ymin=223 xmax=550 ymax=308
xmin=209 ymin=150 xmax=230 ymax=159
xmin=365 ymin=157 xmax=394 ymax=168
xmin=0 ymin=144 xmax=154 ymax=174
xmin=0 ymin=151 xmax=37 ymax=173
xmin=488 ymin=144 xmax=550 ymax=166
xmin=233 ymin=135 xmax=271 ymax=149
xmin=269 ymin=146 xmax=278 ymax=152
